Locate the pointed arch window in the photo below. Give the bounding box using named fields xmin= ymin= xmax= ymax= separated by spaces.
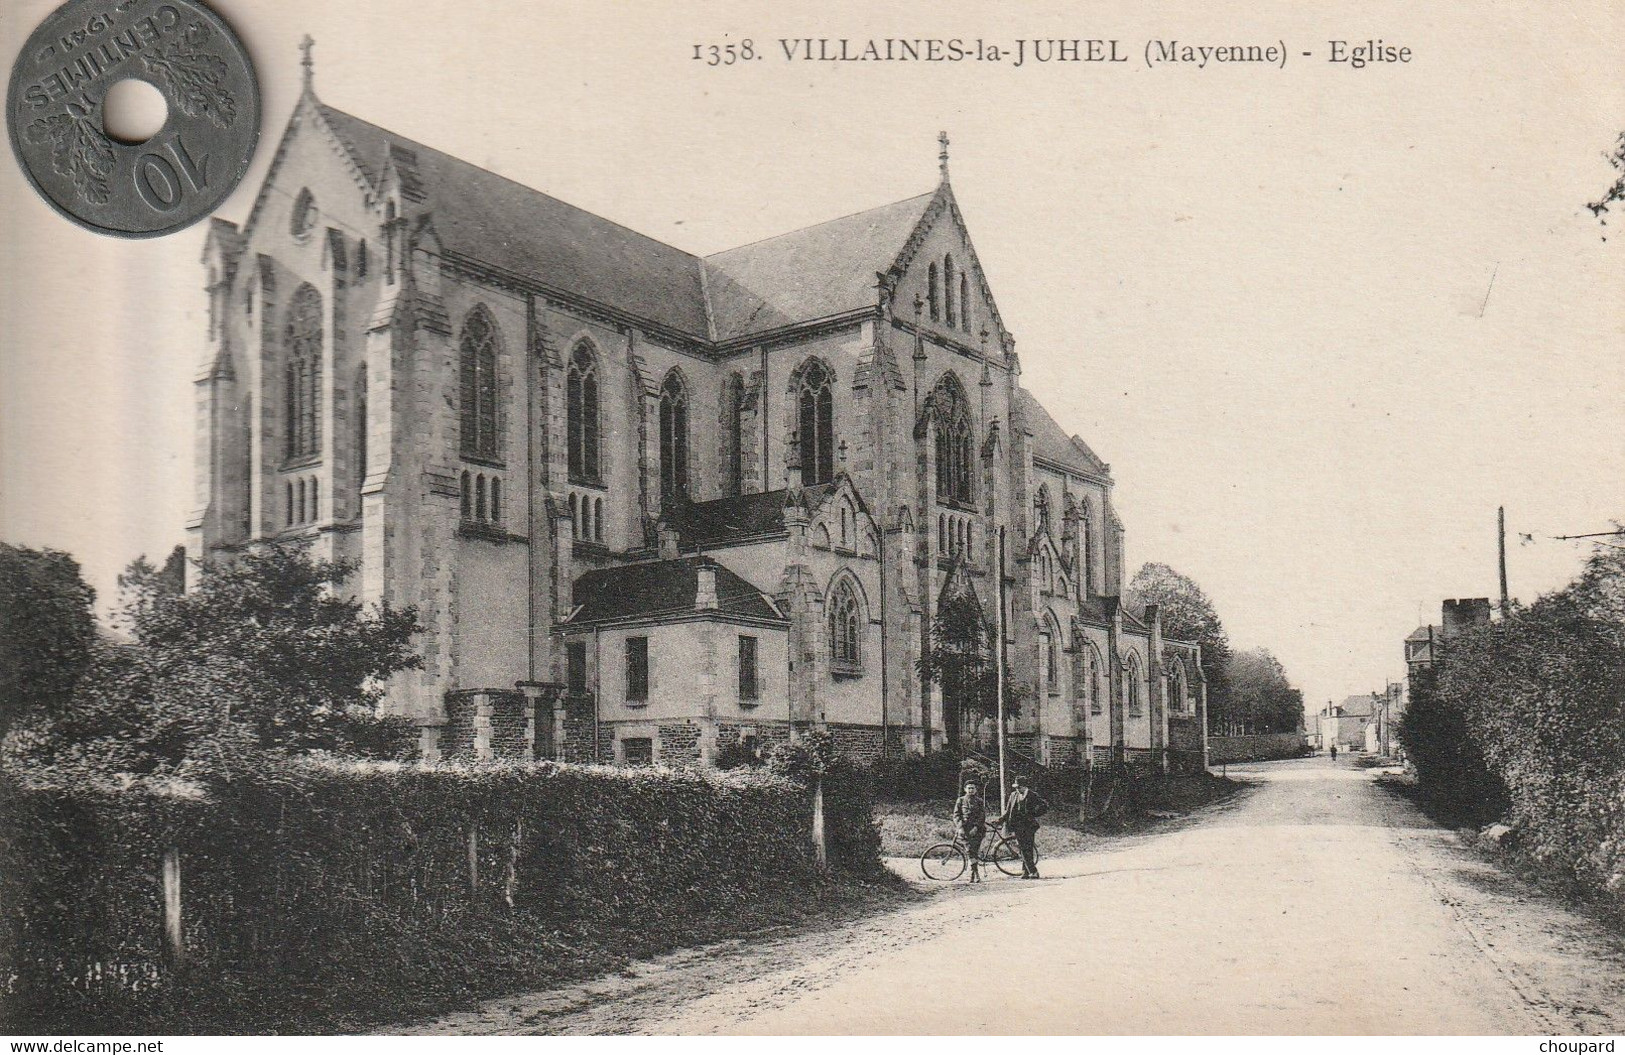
xmin=659 ymin=370 xmax=689 ymax=503
xmin=1126 ymin=653 xmax=1144 ymax=716
xmin=943 ymin=255 xmax=957 ymax=328
xmin=796 ymin=360 xmax=835 ymax=487
xmin=284 ymin=284 xmax=322 ymax=460
xmin=1081 ymin=507 xmax=1095 ymax=595
xmin=1169 ymin=661 xmax=1189 ymax=714
xmin=354 ymin=364 xmax=368 ymax=493
xmin=932 ymin=376 xmax=974 ymax=506
xmin=567 ymin=343 xmax=600 ymax=482
xmin=290 ymin=188 xmax=317 ymax=241
xmin=722 ymin=372 xmax=745 ymax=496
xmin=459 ymin=308 xmax=499 ymax=461
xmin=1043 ymin=622 xmax=1060 ymax=693
xmin=960 ymin=273 xmax=971 ymax=333
xmin=828 ymin=578 xmax=862 ymax=673
xmin=1086 ymin=641 xmax=1104 ymax=715
xmin=927 ymin=262 xmax=940 ymax=322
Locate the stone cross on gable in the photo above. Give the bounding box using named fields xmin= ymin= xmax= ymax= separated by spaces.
xmin=938 ymin=131 xmax=950 ymax=179
xmin=300 ymin=35 xmax=315 ymax=89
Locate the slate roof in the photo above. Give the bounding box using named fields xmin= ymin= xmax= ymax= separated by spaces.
xmin=318 ymin=104 xmax=712 ymax=339
xmin=702 ymin=193 xmax=937 ymax=341
xmin=1406 ymin=625 xmax=1437 ymax=643
xmin=661 ymin=484 xmax=837 ymax=550
xmin=1075 ymin=594 xmax=1112 ymax=626
xmin=565 ymin=556 xmax=784 ymax=626
xmin=1337 ymin=694 xmax=1378 ymax=717
xmin=1018 ymin=389 xmax=1109 ymax=478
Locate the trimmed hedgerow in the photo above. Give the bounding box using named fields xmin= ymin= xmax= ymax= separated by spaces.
xmin=1400 ymin=545 xmax=1625 ymax=900
xmin=0 ymin=756 xmax=886 ymax=1033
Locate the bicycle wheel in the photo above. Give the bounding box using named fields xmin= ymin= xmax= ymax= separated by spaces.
xmin=920 ymin=842 xmax=967 ymax=881
xmin=991 ymin=836 xmax=1024 ymax=877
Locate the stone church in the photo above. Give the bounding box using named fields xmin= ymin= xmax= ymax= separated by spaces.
xmin=188 ymin=51 xmax=1208 ymax=769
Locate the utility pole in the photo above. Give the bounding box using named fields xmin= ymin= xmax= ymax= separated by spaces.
xmin=996 ymin=526 xmax=1008 ymax=808
xmin=1498 ymin=506 xmax=1511 ymax=616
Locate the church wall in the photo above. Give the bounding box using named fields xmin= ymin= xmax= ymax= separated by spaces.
xmin=453 ymin=536 xmax=529 ymax=690
xmin=1073 ymin=623 xmax=1110 ymax=750
xmin=1120 ymin=636 xmax=1154 ymax=749
xmin=702 ymin=539 xmax=789 ymax=595
xmin=760 ymin=326 xmax=873 ymax=495
xmin=800 ymin=547 xmax=883 ymax=729
xmin=230 ymin=106 xmax=385 ymax=551
xmin=632 ymin=336 xmax=721 ymax=511
xmin=543 ymin=312 xmax=635 ymax=550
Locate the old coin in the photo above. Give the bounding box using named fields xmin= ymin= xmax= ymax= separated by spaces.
xmin=7 ymin=0 xmax=259 ymax=238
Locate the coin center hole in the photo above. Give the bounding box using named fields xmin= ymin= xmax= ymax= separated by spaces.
xmin=103 ymin=79 xmax=168 ymax=144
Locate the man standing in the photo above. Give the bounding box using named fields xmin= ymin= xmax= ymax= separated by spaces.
xmin=998 ymin=774 xmax=1050 ymax=879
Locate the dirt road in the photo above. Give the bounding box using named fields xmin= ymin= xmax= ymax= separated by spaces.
xmin=409 ymin=757 xmax=1625 ymax=1034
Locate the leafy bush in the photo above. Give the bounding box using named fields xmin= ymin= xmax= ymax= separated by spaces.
xmin=0 ymin=543 xmax=97 ymax=740
xmin=0 ymin=755 xmax=885 ymax=1032
xmin=1397 ymin=664 xmax=1508 ymax=825
xmin=16 ymin=545 xmax=423 ymax=777
xmin=868 ymin=747 xmax=978 ymax=802
xmin=1401 ymin=544 xmax=1625 ymax=896
xmin=712 ymin=741 xmax=765 ymax=770
xmin=766 ymin=731 xmax=884 ymax=876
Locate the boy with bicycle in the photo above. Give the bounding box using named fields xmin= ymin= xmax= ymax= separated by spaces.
xmin=951 ymin=780 xmax=988 ymax=882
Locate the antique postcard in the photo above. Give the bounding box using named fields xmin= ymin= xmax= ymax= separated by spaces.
xmin=1 ymin=0 xmax=1621 ymax=1040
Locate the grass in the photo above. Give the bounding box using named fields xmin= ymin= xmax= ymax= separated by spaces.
xmin=878 ymin=774 xmax=1240 ymax=859
xmin=876 ymin=802 xmax=1100 ymax=859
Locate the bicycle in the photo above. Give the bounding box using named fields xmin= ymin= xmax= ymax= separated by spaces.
xmin=920 ymin=828 xmax=1024 ymax=881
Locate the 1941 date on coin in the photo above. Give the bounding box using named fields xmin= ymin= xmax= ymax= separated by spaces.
xmin=7 ymin=0 xmax=260 ymax=238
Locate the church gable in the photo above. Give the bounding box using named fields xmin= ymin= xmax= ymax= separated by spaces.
xmin=888 ymin=186 xmax=1010 ymax=352
xmin=805 ymin=475 xmax=878 ymax=556
xmin=237 ymin=93 xmax=381 ymax=263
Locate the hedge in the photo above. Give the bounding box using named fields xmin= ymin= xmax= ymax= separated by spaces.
xmin=0 ymin=756 xmax=883 ymax=1032
xmin=1400 ymin=546 xmax=1625 ymax=899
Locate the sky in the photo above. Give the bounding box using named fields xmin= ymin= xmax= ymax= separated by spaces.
xmin=1 ymin=0 xmax=1621 ymax=715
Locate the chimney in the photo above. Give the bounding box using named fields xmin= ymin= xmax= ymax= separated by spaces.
xmin=1441 ymin=598 xmax=1491 ymax=638
xmin=695 ymin=561 xmax=718 ymax=611
xmin=658 ymin=525 xmax=680 ymax=560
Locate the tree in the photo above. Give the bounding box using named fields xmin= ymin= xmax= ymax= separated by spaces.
xmin=0 ymin=543 xmax=97 ymax=741
xmin=916 ymin=587 xmax=1029 ymax=749
xmin=1587 ymin=132 xmax=1625 ymax=239
xmin=1224 ymin=648 xmax=1305 ymax=735
xmin=1124 ymin=563 xmax=1232 ymax=732
xmin=25 ymin=544 xmax=423 ymax=777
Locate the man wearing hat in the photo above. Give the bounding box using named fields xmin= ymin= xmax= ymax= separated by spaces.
xmin=995 ymin=774 xmax=1050 ymax=879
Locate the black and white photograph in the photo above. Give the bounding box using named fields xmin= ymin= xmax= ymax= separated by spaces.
xmin=1 ymin=0 xmax=1621 ymax=1040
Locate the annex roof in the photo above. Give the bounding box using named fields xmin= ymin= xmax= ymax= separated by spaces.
xmin=660 ymin=484 xmax=838 ymax=551
xmin=564 ymin=556 xmax=784 ymax=627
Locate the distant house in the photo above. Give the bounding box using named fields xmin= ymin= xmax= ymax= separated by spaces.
xmin=1318 ymin=694 xmax=1379 ymax=751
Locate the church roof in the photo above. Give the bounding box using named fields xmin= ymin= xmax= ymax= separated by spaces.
xmin=703 ymin=193 xmax=937 ymax=341
xmin=564 ymin=556 xmax=785 ymax=626
xmin=317 ymin=104 xmax=713 ymax=339
xmin=1017 ymin=389 xmax=1109 ymax=478
xmin=661 ymin=485 xmax=837 ymax=550
xmin=315 ymin=103 xmax=946 ymax=346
